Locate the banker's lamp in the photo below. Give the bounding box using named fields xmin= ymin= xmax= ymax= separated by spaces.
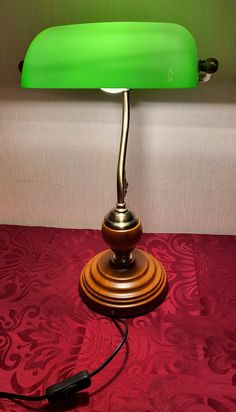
xmin=21 ymin=22 xmax=218 ymax=317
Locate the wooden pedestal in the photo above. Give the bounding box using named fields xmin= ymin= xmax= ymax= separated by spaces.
xmin=79 ymin=248 xmax=168 ymax=318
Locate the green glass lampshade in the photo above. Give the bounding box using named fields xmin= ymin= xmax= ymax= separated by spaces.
xmin=21 ymin=22 xmax=198 ymax=89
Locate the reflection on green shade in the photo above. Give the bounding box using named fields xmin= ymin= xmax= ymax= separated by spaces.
xmin=21 ymin=22 xmax=198 ymax=89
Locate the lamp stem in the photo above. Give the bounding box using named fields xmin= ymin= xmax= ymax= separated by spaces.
xmin=116 ymin=90 xmax=130 ymax=206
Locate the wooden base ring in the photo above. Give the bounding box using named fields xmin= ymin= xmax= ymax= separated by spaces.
xmin=79 ymin=248 xmax=168 ymax=318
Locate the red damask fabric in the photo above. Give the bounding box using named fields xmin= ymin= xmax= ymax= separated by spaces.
xmin=0 ymin=225 xmax=236 ymax=412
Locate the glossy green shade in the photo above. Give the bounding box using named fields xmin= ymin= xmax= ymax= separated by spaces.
xmin=21 ymin=22 xmax=198 ymax=89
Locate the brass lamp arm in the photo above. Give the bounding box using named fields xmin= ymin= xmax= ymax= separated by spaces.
xmin=117 ymin=90 xmax=130 ymax=206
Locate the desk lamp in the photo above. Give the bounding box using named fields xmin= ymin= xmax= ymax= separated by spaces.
xmin=21 ymin=22 xmax=218 ymax=318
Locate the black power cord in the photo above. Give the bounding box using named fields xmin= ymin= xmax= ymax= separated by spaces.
xmin=0 ymin=312 xmax=128 ymax=404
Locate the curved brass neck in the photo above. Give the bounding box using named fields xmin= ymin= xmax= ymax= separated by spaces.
xmin=116 ymin=90 xmax=130 ymax=206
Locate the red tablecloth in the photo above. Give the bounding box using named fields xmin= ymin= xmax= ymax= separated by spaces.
xmin=0 ymin=225 xmax=236 ymax=412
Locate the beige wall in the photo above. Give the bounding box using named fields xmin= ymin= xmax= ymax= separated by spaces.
xmin=0 ymin=1 xmax=236 ymax=234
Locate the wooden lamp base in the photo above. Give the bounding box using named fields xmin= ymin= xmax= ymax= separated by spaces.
xmin=79 ymin=220 xmax=168 ymax=318
xmin=79 ymin=248 xmax=167 ymax=317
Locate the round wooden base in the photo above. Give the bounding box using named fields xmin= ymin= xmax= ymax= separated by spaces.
xmin=79 ymin=248 xmax=168 ymax=318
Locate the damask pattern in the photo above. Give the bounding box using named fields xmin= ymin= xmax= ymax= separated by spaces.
xmin=0 ymin=225 xmax=236 ymax=411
